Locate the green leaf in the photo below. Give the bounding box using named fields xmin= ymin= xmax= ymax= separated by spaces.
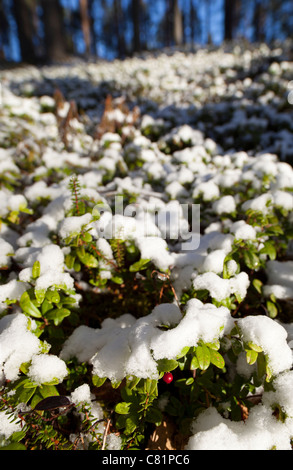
xmin=196 ymin=344 xmax=211 ymax=370
xmin=176 ymin=346 xmax=190 ymax=359
xmin=115 ymin=402 xmax=130 ymax=415
xmin=15 ymin=385 xmax=37 ymax=404
xmin=92 ymin=376 xmax=107 ymax=388
xmin=76 ymin=247 xmax=98 ymax=268
xmin=265 ymin=364 xmax=273 ymax=382
xmin=82 ymin=232 xmax=93 ymax=243
xmin=206 ymin=340 xmax=220 ymax=350
xmin=35 ymin=288 xmax=46 ymax=304
xmin=0 ymin=443 xmax=26 ymax=450
xmin=185 ymin=377 xmax=194 ymax=385
xmin=111 ymin=276 xmax=124 ymax=285
xmin=129 ymin=258 xmax=151 ymax=272
xmin=145 ymin=407 xmax=162 ymax=424
xmin=190 ymin=355 xmax=199 ymax=370
xmin=209 ymin=349 xmax=225 ymax=369
xmin=41 ymin=298 xmax=53 ymax=315
xmin=32 ymin=260 xmax=41 ymax=279
xmin=157 ymin=358 xmax=178 ymax=372
xmin=65 ymin=253 xmax=76 ymax=270
xmin=39 ymin=384 xmax=59 ymax=399
xmin=45 ymin=289 xmax=60 ymax=304
xmin=247 ymin=342 xmax=263 ymax=353
xmin=125 ymin=416 xmax=138 ymax=435
xmin=266 ymin=300 xmax=278 ymax=318
xmin=260 ymin=241 xmax=276 ymax=260
xmin=45 ymin=308 xmax=71 ymax=325
xmin=246 ymin=349 xmax=258 ymax=365
xmin=231 ymin=337 xmax=243 ymax=356
xmin=144 ymin=378 xmax=158 ymax=396
xmin=257 ymin=352 xmax=266 ymax=379
xmin=243 ymin=250 xmax=260 ymax=270
xmin=126 ymin=376 xmax=141 ymax=390
xmin=20 ymin=291 xmax=42 ymax=318
xmin=252 ymin=278 xmax=263 ymax=294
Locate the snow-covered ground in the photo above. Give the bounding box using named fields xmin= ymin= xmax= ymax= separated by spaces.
xmin=1 ymin=42 xmax=293 ymax=450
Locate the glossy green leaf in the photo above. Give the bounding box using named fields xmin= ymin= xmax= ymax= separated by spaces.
xmin=196 ymin=344 xmax=210 ymax=370
xmin=185 ymin=377 xmax=194 ymax=385
xmin=115 ymin=402 xmax=130 ymax=415
xmin=65 ymin=253 xmax=76 ymax=269
xmin=45 ymin=289 xmax=60 ymax=304
xmin=157 ymin=358 xmax=178 ymax=372
xmin=32 ymin=260 xmax=41 ymax=279
xmin=257 ymin=352 xmax=266 ymax=379
xmin=145 ymin=407 xmax=162 ymax=424
xmin=125 ymin=416 xmax=138 ymax=435
xmin=209 ymin=349 xmax=225 ymax=369
xmin=260 ymin=241 xmax=276 ymax=260
xmin=20 ymin=291 xmax=42 ymax=318
xmin=190 ymin=355 xmax=199 ymax=370
xmin=176 ymin=346 xmax=190 ymax=359
xmin=252 ymin=278 xmax=263 ymax=294
xmin=266 ymin=300 xmax=278 ymax=318
xmin=0 ymin=443 xmax=27 ymax=450
xmin=82 ymin=232 xmax=93 ymax=243
xmin=129 ymin=258 xmax=151 ymax=272
xmin=35 ymin=288 xmax=46 ymax=304
xmin=76 ymin=247 xmax=98 ymax=268
xmin=243 ymin=250 xmax=260 ymax=270
xmin=246 ymin=349 xmax=258 ymax=365
xmin=92 ymin=376 xmax=107 ymax=388
xmin=45 ymin=307 xmax=71 ymax=325
xmin=247 ymin=341 xmax=263 ymax=353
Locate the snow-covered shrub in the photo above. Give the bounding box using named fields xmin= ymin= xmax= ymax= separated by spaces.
xmin=1 ymin=42 xmax=293 ymax=450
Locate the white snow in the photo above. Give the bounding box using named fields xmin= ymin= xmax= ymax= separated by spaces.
xmin=0 ymin=314 xmax=42 ymax=383
xmin=28 ymin=353 xmax=68 ymax=385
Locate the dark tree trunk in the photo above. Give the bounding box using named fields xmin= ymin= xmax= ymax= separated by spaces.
xmin=41 ymin=0 xmax=67 ymax=62
xmin=12 ymin=0 xmax=37 ymax=63
xmin=79 ymin=0 xmax=91 ymax=56
xmin=114 ymin=0 xmax=126 ymax=57
xmin=224 ymin=0 xmax=236 ymax=40
xmin=132 ymin=0 xmax=141 ymax=53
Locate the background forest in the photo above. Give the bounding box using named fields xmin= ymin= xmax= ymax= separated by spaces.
xmin=1 ymin=0 xmax=293 ymax=65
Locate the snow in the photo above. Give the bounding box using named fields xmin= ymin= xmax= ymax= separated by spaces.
xmin=135 ymin=237 xmax=174 ymax=272
xmin=192 ymin=272 xmax=250 ymax=302
xmin=61 ymin=299 xmax=231 ymax=381
xmin=58 ymin=213 xmax=93 ymax=239
xmin=1 ymin=42 xmax=293 ymax=449
xmin=0 ymin=313 xmax=42 ymax=383
xmin=229 ymin=220 xmax=257 ymax=240
xmin=212 ymin=195 xmax=236 ymax=215
xmin=237 ymin=315 xmax=293 ymax=375
xmin=0 ymin=410 xmax=22 ymax=440
xmin=264 ymin=260 xmax=293 ymax=299
xmin=28 ymin=353 xmax=68 ymax=385
xmin=186 ymin=405 xmax=293 ymax=450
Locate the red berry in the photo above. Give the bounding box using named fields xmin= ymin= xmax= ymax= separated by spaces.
xmin=163 ymin=372 xmax=173 ymax=384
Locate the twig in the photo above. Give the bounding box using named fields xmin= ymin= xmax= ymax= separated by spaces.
xmin=102 ymin=418 xmax=111 ymax=450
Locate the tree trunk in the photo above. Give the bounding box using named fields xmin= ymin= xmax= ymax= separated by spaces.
xmin=224 ymin=0 xmax=236 ymax=40
xmin=12 ymin=0 xmax=37 ymax=63
xmin=173 ymin=0 xmax=183 ymax=46
xmin=79 ymin=0 xmax=91 ymax=56
xmin=132 ymin=0 xmax=141 ymax=53
xmin=41 ymin=0 xmax=67 ymax=62
xmin=114 ymin=0 xmax=126 ymax=57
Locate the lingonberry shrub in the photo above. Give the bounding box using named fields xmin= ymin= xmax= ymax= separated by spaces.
xmin=1 ymin=44 xmax=293 ymax=450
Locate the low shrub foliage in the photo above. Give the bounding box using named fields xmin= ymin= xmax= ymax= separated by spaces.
xmin=1 ymin=43 xmax=293 ymax=450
